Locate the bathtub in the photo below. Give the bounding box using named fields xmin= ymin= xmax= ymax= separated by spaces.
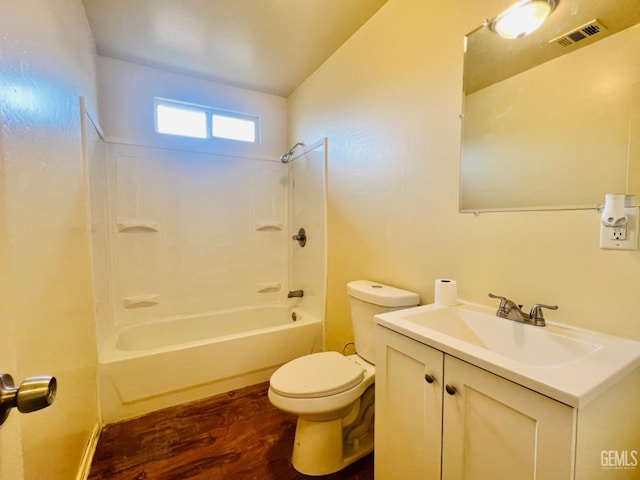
xmin=100 ymin=304 xmax=322 ymax=422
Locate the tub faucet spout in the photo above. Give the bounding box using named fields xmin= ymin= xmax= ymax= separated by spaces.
xmin=288 ymin=290 xmax=304 ymax=298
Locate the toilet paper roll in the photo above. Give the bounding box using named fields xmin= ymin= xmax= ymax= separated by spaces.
xmin=434 ymin=279 xmax=457 ymax=306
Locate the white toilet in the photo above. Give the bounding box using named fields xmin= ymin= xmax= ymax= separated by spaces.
xmin=268 ymin=280 xmax=419 ymax=476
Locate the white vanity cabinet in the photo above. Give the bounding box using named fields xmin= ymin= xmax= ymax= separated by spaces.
xmin=374 ymin=324 xmax=444 ymax=479
xmin=375 ymin=303 xmax=640 ymax=480
xmin=440 ymin=354 xmax=574 ymax=480
xmin=375 ymin=324 xmax=640 ymax=480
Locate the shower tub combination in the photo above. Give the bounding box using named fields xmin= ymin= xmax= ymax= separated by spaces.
xmin=100 ymin=304 xmax=322 ymax=422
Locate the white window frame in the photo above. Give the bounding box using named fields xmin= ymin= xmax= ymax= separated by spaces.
xmin=154 ymin=98 xmax=260 ymax=144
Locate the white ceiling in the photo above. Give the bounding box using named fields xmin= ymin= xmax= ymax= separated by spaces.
xmin=82 ymin=0 xmax=388 ymax=97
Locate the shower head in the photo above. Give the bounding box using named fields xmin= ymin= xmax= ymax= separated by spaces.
xmin=279 ymin=152 xmax=292 ymax=163
xmin=280 ymin=142 xmax=305 ymax=163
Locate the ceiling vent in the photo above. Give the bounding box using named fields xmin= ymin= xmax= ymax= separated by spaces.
xmin=550 ymin=19 xmax=607 ymax=46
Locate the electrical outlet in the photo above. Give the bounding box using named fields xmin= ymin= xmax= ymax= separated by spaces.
xmin=600 ymin=207 xmax=639 ymax=250
xmin=610 ymin=225 xmax=626 ymax=241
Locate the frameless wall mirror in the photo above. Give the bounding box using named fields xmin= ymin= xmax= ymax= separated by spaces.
xmin=460 ymin=0 xmax=640 ymax=213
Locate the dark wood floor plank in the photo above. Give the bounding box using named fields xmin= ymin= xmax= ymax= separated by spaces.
xmin=89 ymin=382 xmax=374 ymax=479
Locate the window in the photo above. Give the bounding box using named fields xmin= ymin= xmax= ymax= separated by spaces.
xmin=212 ymin=114 xmax=257 ymax=143
xmin=155 ymin=99 xmax=259 ymax=143
xmin=156 ymin=103 xmax=207 ymax=139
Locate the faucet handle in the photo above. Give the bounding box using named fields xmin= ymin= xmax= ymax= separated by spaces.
xmin=488 ymin=293 xmax=513 ymax=316
xmin=488 ymin=293 xmax=507 ymax=306
xmin=488 ymin=293 xmax=515 ymax=309
xmin=529 ymin=303 xmax=558 ymax=324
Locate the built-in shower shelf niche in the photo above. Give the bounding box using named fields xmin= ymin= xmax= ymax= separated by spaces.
xmin=256 ymin=282 xmax=282 ymax=293
xmin=122 ymin=294 xmax=159 ymax=309
xmin=117 ymin=220 xmax=160 ymax=233
xmin=254 ymin=222 xmax=283 ymax=231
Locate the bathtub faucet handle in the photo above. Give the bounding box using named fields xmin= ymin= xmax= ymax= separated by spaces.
xmin=287 ymin=290 xmax=304 ymax=298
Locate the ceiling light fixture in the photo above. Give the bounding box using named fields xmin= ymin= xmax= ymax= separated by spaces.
xmin=491 ymin=0 xmax=557 ymax=39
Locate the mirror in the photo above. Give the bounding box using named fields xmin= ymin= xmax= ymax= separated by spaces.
xmin=460 ymin=0 xmax=640 ymax=212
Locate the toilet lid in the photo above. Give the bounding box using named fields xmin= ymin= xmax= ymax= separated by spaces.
xmin=270 ymin=351 xmax=365 ymax=399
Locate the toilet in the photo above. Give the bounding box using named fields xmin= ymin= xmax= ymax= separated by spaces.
xmin=268 ymin=280 xmax=419 ymax=476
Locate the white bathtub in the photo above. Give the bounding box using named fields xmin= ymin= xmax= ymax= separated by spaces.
xmin=100 ymin=304 xmax=322 ymax=422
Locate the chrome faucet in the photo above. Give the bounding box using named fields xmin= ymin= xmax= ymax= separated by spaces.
xmin=288 ymin=290 xmax=304 ymax=298
xmin=488 ymin=293 xmax=557 ymax=327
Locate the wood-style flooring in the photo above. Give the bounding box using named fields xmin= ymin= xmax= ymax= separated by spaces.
xmin=89 ymin=382 xmax=374 ymax=479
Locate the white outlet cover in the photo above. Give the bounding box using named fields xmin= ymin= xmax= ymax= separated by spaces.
xmin=600 ymin=207 xmax=639 ymax=250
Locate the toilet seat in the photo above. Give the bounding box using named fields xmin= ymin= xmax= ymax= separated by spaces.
xmin=270 ymin=352 xmax=364 ymax=399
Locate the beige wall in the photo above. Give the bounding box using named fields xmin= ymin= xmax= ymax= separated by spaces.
xmin=0 ymin=0 xmax=99 ymax=478
xmin=289 ymin=0 xmax=640 ymax=353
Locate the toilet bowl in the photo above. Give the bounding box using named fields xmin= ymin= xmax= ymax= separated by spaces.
xmin=268 ymin=280 xmax=419 ymax=476
xmin=269 ymin=352 xmax=375 ymax=475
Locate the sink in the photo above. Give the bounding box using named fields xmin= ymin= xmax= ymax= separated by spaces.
xmin=403 ymin=306 xmax=601 ymax=367
xmin=375 ymin=302 xmax=640 ymax=407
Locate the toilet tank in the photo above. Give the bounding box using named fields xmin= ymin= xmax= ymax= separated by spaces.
xmin=347 ymin=280 xmax=420 ymax=364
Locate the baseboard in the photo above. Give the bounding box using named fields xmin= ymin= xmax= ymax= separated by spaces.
xmin=76 ymin=423 xmax=101 ymax=480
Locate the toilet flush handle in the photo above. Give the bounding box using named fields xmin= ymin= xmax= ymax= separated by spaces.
xmin=0 ymin=373 xmax=57 ymax=425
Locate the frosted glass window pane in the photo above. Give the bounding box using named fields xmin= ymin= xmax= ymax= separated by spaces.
xmin=212 ymin=114 xmax=256 ymax=142
xmin=156 ymin=104 xmax=207 ymax=139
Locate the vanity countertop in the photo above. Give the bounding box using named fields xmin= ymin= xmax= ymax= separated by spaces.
xmin=375 ymin=302 xmax=640 ymax=408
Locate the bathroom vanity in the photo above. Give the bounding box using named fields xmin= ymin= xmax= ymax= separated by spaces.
xmin=374 ymin=303 xmax=640 ymax=480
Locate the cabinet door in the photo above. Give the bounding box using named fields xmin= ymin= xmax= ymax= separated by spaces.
xmin=442 ymin=355 xmax=575 ymax=480
xmin=375 ymin=325 xmax=444 ymax=480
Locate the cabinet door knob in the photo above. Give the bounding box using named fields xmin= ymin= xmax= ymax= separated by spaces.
xmin=424 ymin=373 xmax=435 ymax=383
xmin=445 ymin=383 xmax=457 ymax=396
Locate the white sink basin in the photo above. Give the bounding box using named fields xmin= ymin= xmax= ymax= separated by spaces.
xmin=403 ymin=306 xmax=601 ymax=367
xmin=375 ymin=302 xmax=640 ymax=407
